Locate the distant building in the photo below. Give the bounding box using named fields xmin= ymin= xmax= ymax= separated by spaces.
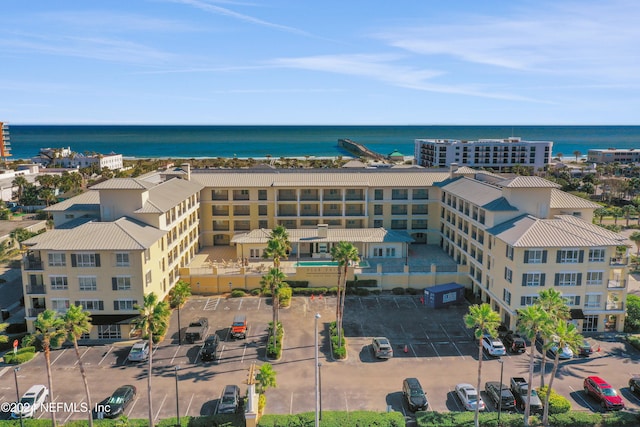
xmin=32 ymin=147 xmax=123 ymax=171
xmin=414 ymin=137 xmax=552 ymax=171
xmin=587 ymin=148 xmax=640 ymax=164
xmin=0 ymin=122 xmax=11 ymax=162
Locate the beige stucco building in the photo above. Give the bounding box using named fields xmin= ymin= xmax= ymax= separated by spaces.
xmin=20 ymin=164 xmax=629 ymax=339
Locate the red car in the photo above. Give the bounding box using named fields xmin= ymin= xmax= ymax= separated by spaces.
xmin=583 ymin=376 xmax=625 ymax=411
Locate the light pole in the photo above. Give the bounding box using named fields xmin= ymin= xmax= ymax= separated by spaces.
xmin=14 ymin=367 xmax=24 ymax=427
xmin=498 ymin=359 xmax=504 ymax=427
xmin=314 ymin=313 xmax=321 ymax=427
xmin=318 ymin=362 xmax=323 ymax=421
xmin=174 ymin=366 xmax=180 ymax=427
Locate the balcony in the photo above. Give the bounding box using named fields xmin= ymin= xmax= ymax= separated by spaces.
xmin=23 ymin=258 xmax=43 ymax=270
xmin=610 ymin=257 xmax=629 ymax=266
xmin=26 ymin=284 xmax=46 ymax=294
xmin=606 ymin=301 xmax=624 ymax=311
xmin=607 ymin=279 xmax=626 ymax=289
xmin=28 ymin=308 xmax=46 ymax=317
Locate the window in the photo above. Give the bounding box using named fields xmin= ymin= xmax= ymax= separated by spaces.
xmin=114 ymin=300 xmax=137 ymax=311
xmin=50 ymin=276 xmax=68 ymax=290
xmin=557 ymin=249 xmax=583 ymax=263
xmin=522 ymin=272 xmax=545 ymax=287
xmin=520 ymin=295 xmax=539 ymax=306
xmin=503 ymin=289 xmax=511 ymax=305
xmin=504 ymin=267 xmax=513 ymax=283
xmin=586 ymin=271 xmax=604 ymax=286
xmin=145 ymin=271 xmax=152 ymax=286
xmin=585 ymin=294 xmax=602 ymax=308
xmin=374 ymin=189 xmax=383 ymax=200
xmin=73 ymin=253 xmax=99 ymax=267
xmin=563 ymin=295 xmax=581 ymax=306
xmin=78 ymin=300 xmax=103 ymax=310
xmin=48 ymin=253 xmax=66 ymax=267
xmin=250 ymin=249 xmax=261 ymax=258
xmin=386 ymin=248 xmax=396 ymax=257
xmin=79 ymin=276 xmax=97 ymax=291
xmin=373 ymin=220 xmax=383 ymax=228
xmin=554 ymin=272 xmax=581 ymax=286
xmin=98 ymin=324 xmax=121 ymax=339
xmin=113 ymin=276 xmax=131 ymax=290
xmin=583 ymin=315 xmax=599 ymax=332
xmin=374 ymin=205 xmax=383 ymax=215
xmin=116 ymin=253 xmax=130 ymax=267
xmin=589 ymin=248 xmax=605 ymax=262
xmin=524 ymin=249 xmax=546 ymax=264
xmin=258 ymin=189 xmax=267 ymax=200
xmin=258 ymin=205 xmax=268 ymax=216
xmin=391 ymin=219 xmax=407 ymax=229
xmin=505 ymin=245 xmax=514 ymax=261
xmin=391 ymin=189 xmax=408 ymax=200
xmin=373 ymin=248 xmax=383 ymax=257
xmin=51 ymin=299 xmax=70 ymax=313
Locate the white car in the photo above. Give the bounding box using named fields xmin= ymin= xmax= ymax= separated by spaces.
xmin=455 ymin=383 xmax=486 ymax=411
xmin=11 ymin=385 xmax=49 ymax=419
xmin=549 ymin=342 xmax=573 ymax=360
xmin=371 ymin=337 xmax=393 ymax=359
xmin=127 ymin=341 xmax=149 ymax=362
xmin=482 ymin=335 xmax=506 ymax=357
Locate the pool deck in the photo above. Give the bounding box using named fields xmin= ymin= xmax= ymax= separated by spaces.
xmin=190 ymin=244 xmax=457 ymax=275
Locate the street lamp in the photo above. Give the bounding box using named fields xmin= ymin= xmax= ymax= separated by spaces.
xmin=314 ymin=313 xmax=321 ymax=427
xmin=174 ymin=366 xmax=180 ymax=427
xmin=498 ymin=359 xmax=504 ymax=427
xmin=14 ymin=366 xmax=24 ymax=427
xmin=318 ymin=362 xmax=323 ymax=421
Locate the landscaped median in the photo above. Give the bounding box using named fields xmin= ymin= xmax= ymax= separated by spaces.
xmin=0 ymin=414 xmax=243 ymax=427
xmin=258 ymin=411 xmax=404 ymax=426
xmin=2 ymin=346 xmax=36 ymax=364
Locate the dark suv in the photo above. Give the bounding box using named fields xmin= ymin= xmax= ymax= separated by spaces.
xmin=485 ymin=381 xmax=516 ymax=411
xmin=402 ymin=378 xmax=428 ymax=411
xmin=503 ymin=333 xmax=526 ymax=354
xmin=200 ymin=334 xmax=220 ymax=362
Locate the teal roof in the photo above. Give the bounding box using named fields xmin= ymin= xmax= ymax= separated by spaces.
xmin=481 ymin=197 xmax=518 ymax=212
xmin=388 ymin=149 xmax=404 ymax=157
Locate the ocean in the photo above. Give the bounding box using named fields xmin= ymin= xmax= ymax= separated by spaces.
xmin=5 ymin=125 xmax=640 ymax=160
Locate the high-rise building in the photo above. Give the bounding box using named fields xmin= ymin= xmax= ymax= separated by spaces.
xmin=0 ymin=122 xmax=12 ymax=162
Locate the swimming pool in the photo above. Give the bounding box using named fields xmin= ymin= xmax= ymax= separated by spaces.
xmin=294 ymin=260 xmax=369 ymax=267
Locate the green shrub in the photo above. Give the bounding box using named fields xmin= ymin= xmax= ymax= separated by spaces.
xmin=278 ymin=287 xmax=292 ymax=307
xmin=17 ymin=346 xmax=36 ymax=354
xmin=346 ymin=279 xmax=377 ymax=287
xmin=549 ymin=412 xmax=603 ymax=427
xmin=416 ymin=411 xmax=536 ymax=427
xmin=329 ymin=321 xmax=347 ymax=360
xmin=356 ymin=288 xmax=369 ymax=296
xmin=392 ymin=287 xmax=405 ymax=295
xmin=600 ymin=411 xmax=640 ymax=426
xmin=230 ymin=289 xmax=246 ymax=298
xmin=406 ymin=287 xmax=420 ymax=295
xmin=21 ymin=335 xmax=36 ymax=348
xmin=266 ymin=321 xmax=284 ymax=359
xmin=259 ymin=411 xmax=404 ymax=427
xmin=258 ymin=394 xmax=266 ymax=415
xmin=250 ymin=288 xmax=261 ymax=296
xmin=4 ymin=350 xmax=36 ymax=364
xmin=285 ymin=280 xmax=309 ymax=288
xmin=291 ymin=287 xmax=327 ymax=296
xmin=537 ymin=386 xmax=571 ymax=414
xmin=327 ymin=287 xmax=338 ymax=295
xmin=371 ymin=289 xmax=381 ymax=295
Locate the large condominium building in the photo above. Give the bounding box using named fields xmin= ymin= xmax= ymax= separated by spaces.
xmin=0 ymin=122 xmax=11 ymax=162
xmin=32 ymin=147 xmax=124 ymax=171
xmin=21 ymin=168 xmax=203 ymax=339
xmin=414 ymin=137 xmax=552 ymax=171
xmin=21 ymin=165 xmax=628 ymax=339
xmin=587 ymin=148 xmax=640 ymax=164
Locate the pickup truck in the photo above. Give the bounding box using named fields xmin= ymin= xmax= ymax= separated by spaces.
xmin=185 ymin=317 xmax=209 ymax=343
xmin=230 ymin=314 xmax=247 ymax=339
xmin=510 ymin=377 xmax=542 ymax=413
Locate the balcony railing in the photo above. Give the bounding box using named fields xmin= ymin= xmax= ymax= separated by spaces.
xmin=28 ymin=308 xmax=46 ymax=317
xmin=23 ymin=258 xmax=43 ymax=270
xmin=26 ymin=284 xmax=46 ymax=294
xmin=606 ymin=301 xmax=624 ymax=311
xmin=610 ymin=257 xmax=629 ymax=266
xmin=607 ymin=279 xmax=627 ymax=289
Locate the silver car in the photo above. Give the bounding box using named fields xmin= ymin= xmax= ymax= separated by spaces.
xmin=372 ymin=337 xmax=393 ymax=359
xmin=455 ymin=383 xmax=486 ymax=411
xmin=127 ymin=341 xmax=149 ymax=362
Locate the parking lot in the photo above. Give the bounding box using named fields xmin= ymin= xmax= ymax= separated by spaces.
xmin=2 ymin=294 xmax=640 ymax=423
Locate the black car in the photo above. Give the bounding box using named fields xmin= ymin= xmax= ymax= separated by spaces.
xmin=578 ymin=338 xmax=597 ymax=357
xmin=629 ymin=377 xmax=640 ymax=395
xmin=503 ymin=333 xmax=526 ymax=354
xmin=200 ymin=334 xmax=220 ymax=361
xmin=100 ymin=385 xmax=136 ymax=418
xmin=402 ymin=378 xmax=428 ymax=412
xmin=485 ymin=381 xmax=516 ymax=410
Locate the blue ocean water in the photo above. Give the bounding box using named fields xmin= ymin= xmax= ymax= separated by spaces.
xmin=6 ymin=125 xmax=640 ymax=160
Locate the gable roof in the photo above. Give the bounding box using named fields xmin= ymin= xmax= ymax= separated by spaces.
xmin=496 ymin=176 xmax=560 ymax=188
xmin=134 ymin=178 xmax=204 ymax=214
xmin=90 ymin=178 xmax=156 ymax=190
xmin=550 ymin=189 xmax=601 ymax=209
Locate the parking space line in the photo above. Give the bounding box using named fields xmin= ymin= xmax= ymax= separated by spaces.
xmin=170 ymin=345 xmax=181 ymax=365
xmin=375 ymin=297 xmax=380 ymax=308
xmin=64 ymin=397 xmax=84 ymax=424
xmin=409 ymin=297 xmax=418 ymax=308
xmin=127 ymin=397 xmax=139 ymax=417
xmin=51 ymin=349 xmax=66 ymax=366
xmin=154 ymin=394 xmax=168 ymax=421
xmin=409 ymin=343 xmax=418 ymax=358
xmin=257 ymin=298 xmax=261 ymax=311
xmin=98 ymin=346 xmax=113 ymax=366
xmin=289 ymin=392 xmax=294 ymax=414
xmin=394 ymin=298 xmax=400 ymax=309
xmin=430 ymin=342 xmax=441 ymax=361
xmin=74 ymin=347 xmax=91 ymax=365
xmin=451 ymin=341 xmax=465 ymax=360
xmin=218 ymin=345 xmax=225 ymax=361
xmin=241 ymin=344 xmax=247 ymax=363
xmin=238 ymin=298 xmax=243 ymax=311
xmin=450 ymin=389 xmax=463 ymax=411
xmin=569 ymin=385 xmax=595 ymax=411
xmin=344 ymin=391 xmax=349 ymax=412
xmin=185 ymin=393 xmax=195 ymax=416
xmin=359 ymin=297 xmax=364 ymax=310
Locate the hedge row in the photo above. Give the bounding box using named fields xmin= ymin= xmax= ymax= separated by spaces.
xmin=415 ymin=410 xmax=640 ymax=427
xmin=258 ymin=411 xmax=404 ymax=427
xmin=266 ymin=321 xmax=284 ymax=359
xmin=285 ymin=281 xmax=309 ymax=288
xmin=346 ymin=279 xmax=377 ymax=287
xmin=0 ymin=414 xmax=244 ymax=427
xmin=329 ymin=321 xmax=347 ymax=359
xmin=537 ymin=386 xmax=571 ymax=414
xmin=3 ymin=347 xmax=36 ymax=364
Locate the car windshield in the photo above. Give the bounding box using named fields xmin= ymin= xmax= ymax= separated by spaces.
xmin=411 ymin=388 xmax=424 ymax=397
xmin=493 ymin=342 xmax=504 ymax=348
xmin=107 ymin=396 xmax=126 ymax=405
xmin=204 ymin=340 xmax=216 ymax=348
xmin=20 ymin=397 xmax=35 ymax=405
xmin=221 ymin=396 xmax=236 ymax=404
xmin=467 ymin=394 xmax=478 ymax=403
xmin=130 ymin=348 xmax=142 ymax=353
xmin=602 ymin=388 xmax=618 ymax=397
xmin=530 ymin=390 xmax=539 ymax=398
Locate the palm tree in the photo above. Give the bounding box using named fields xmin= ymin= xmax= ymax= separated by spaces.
xmin=623 ymin=204 xmax=637 ymax=227
xmin=260 ymin=267 xmax=287 ymax=332
xmin=134 ymin=293 xmax=170 ymax=427
xmin=630 ymin=231 xmax=640 ymax=256
xmin=12 ymin=176 xmax=28 ymax=200
xmin=573 ymin=150 xmax=582 ymax=163
xmin=331 ymin=241 xmax=360 ymax=349
xmin=63 ymin=305 xmax=93 ymax=427
xmin=594 ymin=207 xmax=609 ymax=225
xmin=168 ymin=280 xmax=191 ymax=345
xmin=517 ymin=305 xmax=549 ymax=427
xmin=542 ymin=322 xmax=582 ymax=426
xmin=464 ymin=303 xmax=501 ymax=427
xmin=536 ymin=289 xmax=570 ymax=388
xmin=262 ymin=225 xmax=291 ymax=269
xmin=610 ymin=206 xmax=624 ymax=225
xmin=34 ymin=310 xmax=66 ymax=427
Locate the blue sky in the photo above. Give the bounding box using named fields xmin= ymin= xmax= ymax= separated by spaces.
xmin=2 ymin=0 xmax=639 ymax=125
